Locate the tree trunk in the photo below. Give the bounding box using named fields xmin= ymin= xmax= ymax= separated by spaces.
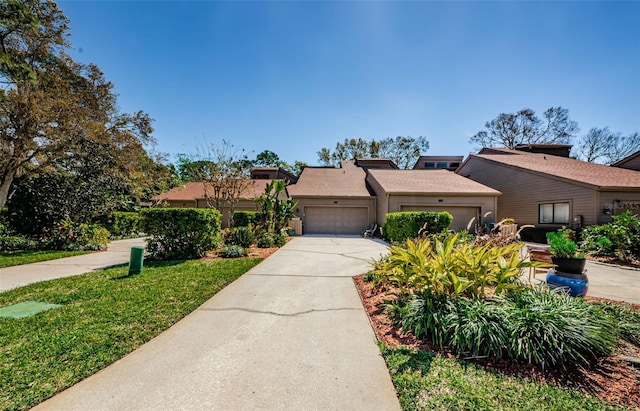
xmin=0 ymin=172 xmax=16 ymax=208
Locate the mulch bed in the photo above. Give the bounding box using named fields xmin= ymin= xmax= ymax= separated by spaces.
xmin=587 ymin=255 xmax=640 ymax=269
xmin=353 ymin=275 xmax=640 ymax=410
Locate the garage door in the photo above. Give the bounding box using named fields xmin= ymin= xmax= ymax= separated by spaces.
xmin=400 ymin=205 xmax=480 ymax=232
xmin=304 ymin=206 xmax=369 ymax=235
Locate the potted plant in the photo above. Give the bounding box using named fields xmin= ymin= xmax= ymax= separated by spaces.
xmin=546 ymin=229 xmax=586 ymax=274
xmin=545 ymin=228 xmax=588 ymax=297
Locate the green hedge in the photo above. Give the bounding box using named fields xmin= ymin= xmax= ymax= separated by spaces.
xmin=382 ymin=211 xmax=452 ymax=242
xmin=519 ymin=227 xmax=559 ymax=244
xmin=233 ymin=211 xmax=260 ymax=227
xmin=100 ymin=212 xmax=143 ymax=239
xmin=142 ymin=208 xmax=221 ymax=260
xmin=0 ymin=208 xmax=8 ymax=235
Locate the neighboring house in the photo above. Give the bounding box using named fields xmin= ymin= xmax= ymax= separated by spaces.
xmin=457 ymin=147 xmax=640 ymax=228
xmin=413 ymin=156 xmax=464 ymax=171
xmin=250 ymin=167 xmax=299 ymax=183
xmin=612 ymin=150 xmax=640 ymax=172
xmin=151 ymin=179 xmax=280 ymax=227
xmin=287 ymin=161 xmax=377 ymax=235
xmin=366 ymin=169 xmax=500 ymax=232
xmin=354 ymin=158 xmax=399 ymax=170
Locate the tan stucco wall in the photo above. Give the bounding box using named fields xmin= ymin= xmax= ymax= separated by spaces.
xmin=458 ymin=157 xmax=599 ymax=226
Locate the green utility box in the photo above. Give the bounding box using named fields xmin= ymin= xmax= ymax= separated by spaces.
xmin=129 ymin=246 xmax=145 ymax=275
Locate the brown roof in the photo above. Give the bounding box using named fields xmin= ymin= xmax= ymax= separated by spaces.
xmin=472 ymin=149 xmax=640 ymax=189
xmin=152 ymin=180 xmax=274 ymax=201
xmin=367 ymin=169 xmax=501 ymax=195
xmin=288 ymin=163 xmax=371 ymax=197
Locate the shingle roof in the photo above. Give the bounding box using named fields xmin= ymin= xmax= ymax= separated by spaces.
xmin=288 ymin=164 xmax=371 ymax=197
xmin=473 ymin=149 xmax=640 ymax=189
xmin=152 ymin=180 xmax=274 ymax=201
xmin=367 ymin=169 xmax=501 ymax=195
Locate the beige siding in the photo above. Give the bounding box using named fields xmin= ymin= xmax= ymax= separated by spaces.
xmin=388 ymin=195 xmax=497 ymax=232
xmin=365 ymin=174 xmax=389 ymax=226
xmin=598 ymin=191 xmax=640 ymax=224
xmin=458 ymin=158 xmax=598 ymax=226
xmin=615 ymin=155 xmax=640 ymax=171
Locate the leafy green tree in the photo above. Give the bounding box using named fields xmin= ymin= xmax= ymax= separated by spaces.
xmin=470 ymin=107 xmax=579 ymax=150
xmin=317 ymin=136 xmax=429 ymax=169
xmin=0 ymin=0 xmax=160 ymax=208
xmin=254 ymin=180 xmax=297 ymax=233
xmin=251 ymin=150 xmax=307 ymax=176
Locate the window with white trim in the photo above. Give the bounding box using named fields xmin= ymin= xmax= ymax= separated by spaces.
xmin=539 ymin=202 xmax=570 ymax=224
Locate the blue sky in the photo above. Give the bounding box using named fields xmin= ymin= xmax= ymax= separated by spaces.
xmin=59 ymin=1 xmax=640 ymax=166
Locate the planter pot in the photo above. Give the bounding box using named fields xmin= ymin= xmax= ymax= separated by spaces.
xmin=546 ymin=271 xmax=589 ymax=297
xmin=551 ymin=256 xmax=586 ymax=274
xmin=287 ymin=229 xmax=295 ymax=236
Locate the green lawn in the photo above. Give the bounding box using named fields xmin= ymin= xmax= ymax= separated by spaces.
xmin=0 ymin=258 xmax=261 ymax=411
xmin=0 ymin=250 xmax=91 ymax=268
xmin=380 ymin=345 xmax=624 ymax=411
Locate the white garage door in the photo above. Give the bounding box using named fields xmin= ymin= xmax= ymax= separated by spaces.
xmin=400 ymin=205 xmax=480 ymax=232
xmin=304 ymin=206 xmax=369 ymax=235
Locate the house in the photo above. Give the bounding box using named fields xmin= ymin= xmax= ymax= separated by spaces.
xmin=287 ymin=161 xmax=376 ymax=235
xmin=354 ymin=158 xmax=399 ymax=170
xmin=250 ymin=167 xmax=299 ymax=183
xmin=365 ymin=169 xmax=500 ymax=232
xmin=412 ymin=156 xmax=464 ymax=171
xmin=612 ymin=150 xmax=640 ymax=172
xmin=457 ymin=147 xmax=640 ymax=228
xmin=151 ymin=179 xmax=279 ymax=227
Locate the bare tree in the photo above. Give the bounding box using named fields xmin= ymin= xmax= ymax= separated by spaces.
xmin=470 ymin=107 xmax=579 ymax=150
xmin=576 ymin=128 xmax=640 ymax=164
xmin=191 ymin=140 xmax=252 ymax=228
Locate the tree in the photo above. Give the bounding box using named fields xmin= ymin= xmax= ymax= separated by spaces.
xmin=470 ymin=107 xmax=579 ymax=150
xmin=186 ymin=140 xmax=253 ymax=228
xmin=0 ymin=0 xmax=159 ymax=208
xmin=576 ymin=128 xmax=640 ymax=164
xmin=254 ymin=180 xmax=297 ymax=234
xmin=251 ymin=150 xmax=307 ymax=176
xmin=317 ymin=136 xmax=429 ymax=169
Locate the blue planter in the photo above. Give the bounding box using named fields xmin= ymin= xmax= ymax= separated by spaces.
xmin=546 ymin=271 xmax=589 ymax=297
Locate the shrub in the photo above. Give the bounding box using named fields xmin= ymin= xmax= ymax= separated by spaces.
xmin=41 ymin=220 xmax=110 ymax=251
xmin=382 ymin=211 xmax=452 ymax=242
xmin=372 ymin=233 xmax=550 ymax=298
xmin=580 ymin=211 xmax=640 ymax=261
xmin=142 ymin=208 xmax=221 ymax=260
xmin=273 ymin=233 xmax=287 ymax=247
xmin=256 ymin=233 xmax=275 ymax=248
xmin=233 ymin=211 xmax=260 ymax=227
xmin=229 ymin=226 xmax=255 ymax=248
xmin=0 ymin=235 xmax=38 ymax=251
xmin=0 ymin=207 xmax=8 ymax=235
xmin=388 ymin=286 xmax=619 ymax=368
xmin=220 ymin=244 xmax=247 ymax=258
xmin=100 ymin=212 xmax=143 ymax=239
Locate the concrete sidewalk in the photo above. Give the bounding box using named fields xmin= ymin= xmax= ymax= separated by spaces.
xmin=34 ymin=236 xmax=401 ymax=411
xmin=0 ymin=238 xmax=146 ymax=292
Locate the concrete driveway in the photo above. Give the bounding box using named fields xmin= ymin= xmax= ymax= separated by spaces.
xmin=34 ymin=236 xmax=400 ymax=411
xmin=0 ymin=238 xmax=146 ymax=292
xmin=583 ymin=260 xmax=640 ymax=304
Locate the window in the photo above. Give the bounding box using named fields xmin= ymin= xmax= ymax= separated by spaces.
xmin=449 ymin=162 xmax=460 ymax=168
xmin=436 ymin=162 xmax=448 ymax=169
xmin=424 ymin=162 xmax=436 ymax=168
xmin=539 ymin=202 xmax=570 ymax=224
